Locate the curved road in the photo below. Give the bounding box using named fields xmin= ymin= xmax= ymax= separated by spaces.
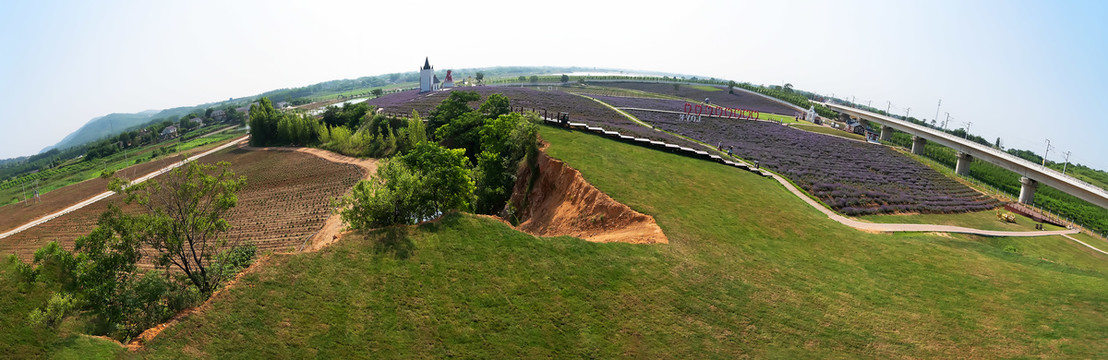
xmin=0 ymin=135 xmax=250 ymax=240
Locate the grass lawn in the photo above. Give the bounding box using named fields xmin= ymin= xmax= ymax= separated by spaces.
xmin=859 ymin=209 xmax=1066 ymax=232
xmin=126 ymin=126 xmax=1108 ymax=358
xmin=758 ymin=113 xmax=803 ymax=124
xmin=791 ymin=123 xmax=866 ymax=141
xmin=688 ymin=84 xmax=722 ymax=92
xmin=0 ymin=258 xmax=123 ymax=359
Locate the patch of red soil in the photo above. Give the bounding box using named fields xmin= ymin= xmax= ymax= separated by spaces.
xmin=509 ymin=151 xmax=667 ymax=244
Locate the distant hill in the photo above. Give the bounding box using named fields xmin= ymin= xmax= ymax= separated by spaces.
xmin=42 ymin=106 xmax=206 ymax=153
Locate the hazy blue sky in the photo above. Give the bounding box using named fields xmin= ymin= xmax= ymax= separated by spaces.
xmin=1 ymin=0 xmax=1105 ymax=168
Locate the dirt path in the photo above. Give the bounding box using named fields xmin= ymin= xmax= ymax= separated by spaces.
xmin=0 ymin=135 xmax=250 ymax=240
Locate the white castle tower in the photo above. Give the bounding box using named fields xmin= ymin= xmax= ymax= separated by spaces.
xmin=419 ymin=57 xmax=434 ymax=93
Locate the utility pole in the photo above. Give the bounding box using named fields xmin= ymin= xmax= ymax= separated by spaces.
xmin=934 ymin=98 xmax=942 ymax=129
xmin=867 ymin=100 xmax=872 ymax=108
xmin=906 ymin=107 xmax=911 ymax=119
xmin=962 ymin=121 xmax=972 ymax=139
xmin=886 ymin=101 xmax=891 ymax=115
xmin=944 ymin=112 xmax=952 ymax=129
xmin=1062 ymin=151 xmax=1072 ymax=174
xmin=1042 ymin=139 xmax=1054 ymax=168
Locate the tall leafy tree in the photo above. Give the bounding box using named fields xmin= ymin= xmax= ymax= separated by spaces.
xmin=121 ymin=161 xmax=247 ymax=295
xmin=428 ymin=91 xmax=480 ymax=133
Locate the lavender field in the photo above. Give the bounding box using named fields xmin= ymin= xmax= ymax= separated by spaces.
xmin=628 ymin=110 xmax=1001 ymax=215
xmin=366 ymin=87 xmax=703 ymax=149
xmin=602 ymin=82 xmax=798 ymax=115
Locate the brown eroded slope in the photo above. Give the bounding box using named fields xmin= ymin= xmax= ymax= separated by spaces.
xmin=510 ymin=151 xmax=667 ymax=244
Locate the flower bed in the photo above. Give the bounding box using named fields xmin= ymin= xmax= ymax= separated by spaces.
xmin=627 ymin=110 xmax=1001 ymax=215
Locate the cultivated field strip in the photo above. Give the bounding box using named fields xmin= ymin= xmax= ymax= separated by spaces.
xmin=0 ymin=136 xmax=249 ymax=240
xmin=0 ymin=146 xmax=364 ymax=264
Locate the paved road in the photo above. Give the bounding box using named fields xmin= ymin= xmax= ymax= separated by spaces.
xmin=0 ymin=135 xmax=250 ymax=240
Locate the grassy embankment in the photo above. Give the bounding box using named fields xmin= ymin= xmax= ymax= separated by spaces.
xmin=791 ymin=123 xmax=866 ymax=141
xmin=120 ymin=126 xmax=1108 ymax=358
xmin=0 ymin=128 xmax=244 ymax=208
xmin=0 ymin=258 xmax=122 ymax=359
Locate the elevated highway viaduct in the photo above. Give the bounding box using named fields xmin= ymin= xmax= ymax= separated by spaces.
xmin=823 ymin=102 xmax=1108 ymax=210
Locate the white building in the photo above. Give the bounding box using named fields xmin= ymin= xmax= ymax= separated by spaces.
xmin=419 ymin=57 xmax=434 ymax=93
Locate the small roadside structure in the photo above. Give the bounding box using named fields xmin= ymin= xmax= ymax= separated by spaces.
xmin=161 ymin=125 xmax=178 ymax=140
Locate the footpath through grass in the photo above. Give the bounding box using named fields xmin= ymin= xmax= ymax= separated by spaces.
xmin=860 ymin=209 xmax=1066 ymax=232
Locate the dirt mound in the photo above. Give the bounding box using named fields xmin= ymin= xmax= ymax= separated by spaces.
xmin=509 ymin=151 xmax=667 ymax=244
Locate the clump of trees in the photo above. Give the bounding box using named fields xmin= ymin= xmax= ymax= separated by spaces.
xmin=14 ymin=161 xmax=255 ymax=341
xmin=339 ymin=91 xmax=540 ymax=228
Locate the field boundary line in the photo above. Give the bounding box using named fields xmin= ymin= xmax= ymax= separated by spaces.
xmin=1061 ymin=234 xmax=1108 ymax=255
xmin=0 ymin=135 xmax=250 ymax=240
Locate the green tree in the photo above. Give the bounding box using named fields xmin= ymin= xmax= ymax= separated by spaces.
xmin=122 ymin=161 xmax=247 ymax=295
xmin=476 ymin=71 xmax=485 ymax=84
xmin=784 ymin=83 xmax=794 ymax=92
xmin=371 ymin=88 xmax=384 ymax=98
xmin=728 ymin=80 xmax=737 ymax=94
xmin=249 ymin=97 xmax=278 ymax=146
xmin=479 ymin=93 xmax=511 ymax=118
xmin=428 ymin=91 xmax=480 ymax=133
xmin=405 ymin=110 xmax=428 ymax=150
xmin=340 ymin=142 xmax=475 ymax=228
xmin=399 ymin=142 xmax=475 ymax=214
xmin=529 ymin=75 xmax=539 ymax=84
xmin=472 ymin=112 xmax=539 ymax=214
xmin=517 ymin=75 xmax=527 ymax=82
xmin=341 ymin=160 xmax=424 ymax=229
xmin=560 ymin=74 xmax=570 ymax=83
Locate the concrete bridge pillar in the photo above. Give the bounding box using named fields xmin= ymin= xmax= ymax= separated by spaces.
xmin=879 ymin=126 xmax=893 ymax=142
xmin=911 ymin=136 xmax=926 ymax=155
xmin=955 ymin=152 xmax=973 ymax=176
xmin=1018 ymin=176 xmax=1038 ymax=205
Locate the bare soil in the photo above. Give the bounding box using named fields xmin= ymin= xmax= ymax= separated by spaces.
xmin=509 ymin=150 xmax=667 ymax=244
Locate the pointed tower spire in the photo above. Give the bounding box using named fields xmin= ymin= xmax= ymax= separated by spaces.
xmin=423 ymin=57 xmax=432 ymax=70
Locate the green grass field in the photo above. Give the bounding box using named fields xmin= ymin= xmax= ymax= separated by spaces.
xmin=0 ymin=258 xmax=123 ymax=359
xmin=118 ymin=126 xmax=1108 ymax=357
xmin=688 ymin=84 xmax=721 ymax=92
xmin=791 ymin=123 xmax=866 ymax=141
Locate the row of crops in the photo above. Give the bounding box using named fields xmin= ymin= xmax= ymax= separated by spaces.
xmin=625 ymin=108 xmax=1000 ymax=216
xmin=0 ymin=147 xmax=364 ymax=262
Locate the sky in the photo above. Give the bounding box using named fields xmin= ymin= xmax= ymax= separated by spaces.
xmin=1 ymin=0 xmax=1105 ymax=168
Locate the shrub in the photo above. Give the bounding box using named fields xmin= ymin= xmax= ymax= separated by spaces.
xmin=27 ymin=293 xmax=77 ymax=329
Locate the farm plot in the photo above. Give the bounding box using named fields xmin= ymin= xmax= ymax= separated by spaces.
xmin=0 ymin=148 xmax=363 ymax=263
xmin=0 ymin=154 xmax=187 ymax=233
xmin=628 ymin=110 xmax=1001 ymax=216
xmin=367 ymin=87 xmax=703 ymax=149
xmin=600 ymin=81 xmax=798 ymax=115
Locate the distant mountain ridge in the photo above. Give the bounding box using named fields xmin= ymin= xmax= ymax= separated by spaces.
xmin=41 ymin=106 xmax=204 ymax=153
